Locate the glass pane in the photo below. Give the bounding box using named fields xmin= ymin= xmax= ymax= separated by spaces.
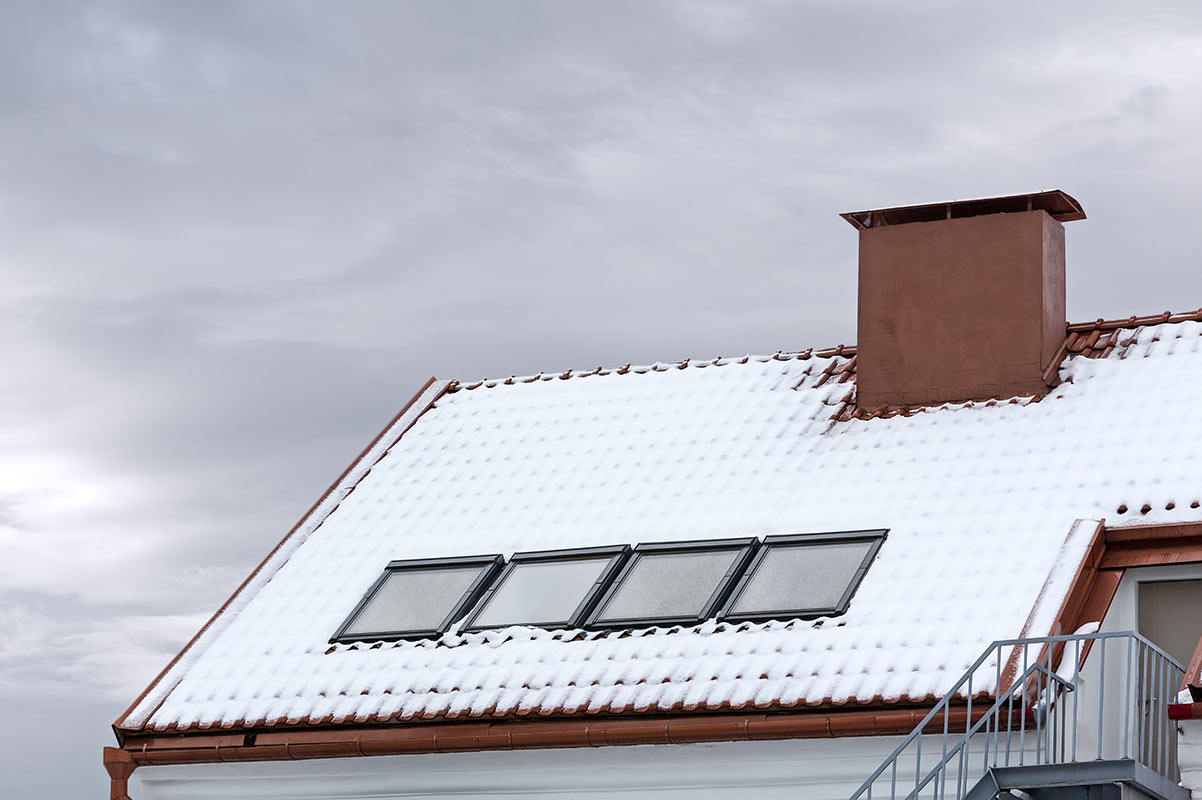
xmin=730 ymin=541 xmax=872 ymax=616
xmin=595 ymin=548 xmax=742 ymax=623
xmin=343 ymin=565 xmax=485 ymax=636
xmin=470 ymin=557 xmax=612 ymax=628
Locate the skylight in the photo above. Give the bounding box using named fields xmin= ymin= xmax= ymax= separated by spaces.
xmin=585 ymin=538 xmax=757 ymax=629
xmin=719 ymin=530 xmax=886 ymax=622
xmin=332 ymin=531 xmax=887 ymax=642
xmin=331 ymin=555 xmax=502 ymax=643
xmin=461 ymin=545 xmax=629 ymax=631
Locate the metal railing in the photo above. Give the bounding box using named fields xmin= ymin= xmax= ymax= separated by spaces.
xmin=848 ymin=631 xmax=1185 ymax=800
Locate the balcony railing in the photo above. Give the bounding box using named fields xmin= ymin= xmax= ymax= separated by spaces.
xmin=848 ymin=631 xmax=1185 ymax=800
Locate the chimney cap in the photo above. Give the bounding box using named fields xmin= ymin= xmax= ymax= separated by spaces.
xmin=840 ymin=189 xmax=1085 ymax=230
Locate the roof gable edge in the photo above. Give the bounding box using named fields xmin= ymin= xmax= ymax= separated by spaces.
xmin=113 ymin=377 xmax=451 ymax=735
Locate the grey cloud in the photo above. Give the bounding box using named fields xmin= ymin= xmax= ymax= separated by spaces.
xmin=3 ymin=2 xmax=1202 ymax=797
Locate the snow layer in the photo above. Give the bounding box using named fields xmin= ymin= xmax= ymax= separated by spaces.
xmin=127 ymin=321 xmax=1202 ymax=731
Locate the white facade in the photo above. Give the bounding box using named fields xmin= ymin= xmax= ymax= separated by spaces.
xmin=1182 ymin=721 xmax=1202 ymax=800
xmin=134 ymin=734 xmax=923 ymax=800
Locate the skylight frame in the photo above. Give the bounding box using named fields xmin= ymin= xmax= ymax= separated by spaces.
xmin=717 ymin=529 xmax=887 ymax=624
xmin=459 ymin=544 xmax=631 ymax=633
xmin=330 ymin=554 xmax=504 ymax=644
xmin=583 ymin=537 xmax=759 ymax=631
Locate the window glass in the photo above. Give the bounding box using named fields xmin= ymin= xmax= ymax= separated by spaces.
xmin=469 ymin=557 xmax=614 ymax=629
xmin=727 ymin=539 xmax=874 ymax=618
xmin=341 ymin=564 xmax=488 ymax=638
xmin=593 ymin=548 xmax=745 ymax=624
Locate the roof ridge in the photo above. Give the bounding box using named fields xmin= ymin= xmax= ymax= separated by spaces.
xmin=1066 ymin=307 xmax=1202 ymax=333
xmin=446 ymin=344 xmax=857 ymax=393
xmin=445 ymin=308 xmax=1202 ymax=395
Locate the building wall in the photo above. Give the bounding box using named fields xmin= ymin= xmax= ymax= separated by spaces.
xmin=1181 ymin=720 xmax=1202 ymax=800
xmin=133 ymin=733 xmax=965 ymax=800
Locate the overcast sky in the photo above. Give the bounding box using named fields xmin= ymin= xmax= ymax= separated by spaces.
xmin=3 ymin=2 xmax=1202 ymax=796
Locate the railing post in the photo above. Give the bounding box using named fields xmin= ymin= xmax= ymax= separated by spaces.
xmin=1096 ymin=636 xmax=1106 ymax=760
xmin=1036 ymin=644 xmax=1046 ymax=763
xmin=1019 ymin=643 xmax=1028 ymax=766
xmin=1071 ymin=637 xmax=1079 ymax=762
xmin=962 ymin=669 xmax=973 ymax=798
xmin=1138 ymin=641 xmax=1148 ymax=766
xmin=914 ymin=731 xmax=922 ymax=799
xmin=1159 ymin=654 xmax=1168 ymax=777
xmin=993 ymin=655 xmax=1003 ymax=768
xmin=939 ymin=692 xmax=950 ymax=800
xmin=1122 ymin=635 xmax=1132 ymax=759
xmin=1006 ymin=669 xmax=1015 ymax=767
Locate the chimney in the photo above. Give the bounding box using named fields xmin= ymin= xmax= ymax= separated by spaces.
xmin=842 ymin=190 xmax=1085 ymax=414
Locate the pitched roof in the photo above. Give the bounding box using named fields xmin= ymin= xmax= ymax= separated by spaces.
xmin=117 ymin=313 xmax=1202 ymax=733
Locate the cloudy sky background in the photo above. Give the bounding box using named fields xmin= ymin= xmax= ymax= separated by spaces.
xmin=2 ymin=1 xmax=1202 ymax=796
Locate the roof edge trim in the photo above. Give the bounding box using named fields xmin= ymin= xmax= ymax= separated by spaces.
xmin=119 ymin=704 xmax=990 ymax=764
xmin=1067 ymin=308 xmax=1202 ymax=333
xmin=1100 ymin=520 xmax=1202 ymax=569
xmin=113 ymin=376 xmax=451 ymax=736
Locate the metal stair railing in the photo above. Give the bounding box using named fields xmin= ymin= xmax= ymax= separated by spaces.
xmin=848 ymin=631 xmax=1185 ymax=800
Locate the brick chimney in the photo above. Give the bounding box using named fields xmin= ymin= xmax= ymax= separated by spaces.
xmin=842 ymin=190 xmax=1085 ymax=414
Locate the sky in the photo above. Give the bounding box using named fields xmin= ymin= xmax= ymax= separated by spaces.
xmin=2 ymin=1 xmax=1202 ymax=797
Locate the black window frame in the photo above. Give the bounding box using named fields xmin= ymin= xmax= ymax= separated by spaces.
xmin=330 ymin=554 xmax=504 ymax=644
xmin=584 ymin=537 xmax=759 ymax=630
xmin=459 ymin=544 xmax=631 ymax=633
xmin=718 ymin=529 xmax=887 ymax=623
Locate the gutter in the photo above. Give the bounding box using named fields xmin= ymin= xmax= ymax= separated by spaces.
xmin=110 ymin=706 xmax=990 ymax=797
xmin=110 ymin=700 xmax=1202 ymax=794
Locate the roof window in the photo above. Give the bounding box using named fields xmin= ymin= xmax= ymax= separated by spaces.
xmin=719 ymin=530 xmax=886 ymax=623
xmin=585 ymin=538 xmax=757 ymax=629
xmin=461 ymin=545 xmax=629 ymax=631
xmin=331 ymin=555 xmax=502 ymax=643
xmin=331 ymin=531 xmax=887 ymax=643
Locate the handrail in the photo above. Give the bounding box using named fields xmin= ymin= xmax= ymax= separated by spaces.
xmin=849 ymin=631 xmax=1184 ymax=800
xmin=906 ymin=661 xmax=1067 ymax=800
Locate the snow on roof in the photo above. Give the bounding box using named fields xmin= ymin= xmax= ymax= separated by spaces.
xmin=121 ymin=318 xmax=1202 ymax=732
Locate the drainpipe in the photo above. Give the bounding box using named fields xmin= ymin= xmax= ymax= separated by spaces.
xmin=103 ymin=747 xmax=136 ymax=800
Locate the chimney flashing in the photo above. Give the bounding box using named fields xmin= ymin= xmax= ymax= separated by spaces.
xmin=840 ymin=189 xmax=1085 ymax=230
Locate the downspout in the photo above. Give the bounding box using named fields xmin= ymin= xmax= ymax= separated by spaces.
xmin=104 ymin=747 xmax=136 ymax=800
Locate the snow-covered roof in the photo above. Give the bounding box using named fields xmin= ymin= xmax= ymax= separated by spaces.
xmin=119 ymin=315 xmax=1202 ymax=733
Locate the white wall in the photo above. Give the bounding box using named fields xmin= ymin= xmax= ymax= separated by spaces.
xmin=1181 ymin=720 xmax=1202 ymax=800
xmin=134 ymin=733 xmax=977 ymax=800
